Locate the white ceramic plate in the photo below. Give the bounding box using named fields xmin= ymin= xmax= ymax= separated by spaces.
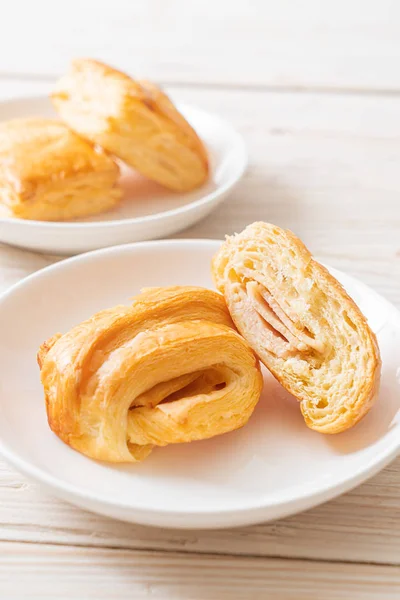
xmin=0 ymin=97 xmax=246 ymax=254
xmin=0 ymin=240 xmax=399 ymax=529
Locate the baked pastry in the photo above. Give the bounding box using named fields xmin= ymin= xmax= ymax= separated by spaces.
xmin=0 ymin=118 xmax=121 ymax=221
xmin=51 ymin=59 xmax=209 ymax=192
xmin=38 ymin=286 xmax=262 ymax=462
xmin=212 ymin=222 xmax=381 ymax=434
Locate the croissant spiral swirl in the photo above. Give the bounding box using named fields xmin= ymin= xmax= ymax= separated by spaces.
xmin=38 ymin=287 xmax=262 ymax=462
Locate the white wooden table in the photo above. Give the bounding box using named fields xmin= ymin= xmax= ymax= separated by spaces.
xmin=1 ymin=2 xmax=400 ymax=597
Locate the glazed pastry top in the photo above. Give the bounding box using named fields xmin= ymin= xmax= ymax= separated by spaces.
xmin=38 ymin=286 xmax=262 ymax=462
xmin=52 ymin=59 xmax=209 ymax=192
xmin=0 ymin=117 xmax=119 ymax=199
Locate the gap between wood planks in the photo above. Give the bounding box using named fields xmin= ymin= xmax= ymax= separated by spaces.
xmin=1 ymin=536 xmax=399 ymax=569
xmin=0 ymin=68 xmax=399 ymax=574
xmin=2 ymin=71 xmax=400 ymax=98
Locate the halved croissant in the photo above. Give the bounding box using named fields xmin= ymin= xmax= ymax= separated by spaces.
xmin=212 ymin=222 xmax=381 ymax=434
xmin=38 ymin=287 xmax=262 ymax=462
xmin=51 ymin=59 xmax=209 ymax=192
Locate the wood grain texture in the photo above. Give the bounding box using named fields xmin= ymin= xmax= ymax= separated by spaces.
xmin=1 ymin=457 xmax=400 ymax=564
xmin=1 ymin=81 xmax=399 ymax=305
xmin=0 ymin=244 xmax=57 ymax=295
xmin=0 ymin=86 xmax=399 ymax=569
xmin=0 ymin=17 xmax=400 ymax=592
xmin=1 ymin=542 xmax=400 ymax=600
xmin=1 ymin=0 xmax=400 ymax=93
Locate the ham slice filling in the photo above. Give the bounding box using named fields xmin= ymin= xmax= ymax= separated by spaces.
xmin=245 ymin=281 xmax=325 ymax=358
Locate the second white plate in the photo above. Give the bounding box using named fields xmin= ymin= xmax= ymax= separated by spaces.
xmin=0 ymin=96 xmax=246 ymax=254
xmin=0 ymin=240 xmax=399 ymax=528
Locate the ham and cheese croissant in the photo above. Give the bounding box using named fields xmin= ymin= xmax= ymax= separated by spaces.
xmin=212 ymin=222 xmax=381 ymax=434
xmin=38 ymin=287 xmax=262 ymax=462
xmin=51 ymin=59 xmax=209 ymax=192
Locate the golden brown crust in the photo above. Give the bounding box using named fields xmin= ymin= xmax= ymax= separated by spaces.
xmin=38 ymin=286 xmax=262 ymax=462
xmin=212 ymin=222 xmax=381 ymax=434
xmin=51 ymin=59 xmax=209 ymax=192
xmin=0 ymin=118 xmax=121 ymax=221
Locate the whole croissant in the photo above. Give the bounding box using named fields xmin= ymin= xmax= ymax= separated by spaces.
xmin=38 ymin=287 xmax=262 ymax=462
xmin=51 ymin=59 xmax=209 ymax=192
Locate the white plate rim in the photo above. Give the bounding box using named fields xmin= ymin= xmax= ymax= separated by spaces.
xmin=0 ymin=97 xmax=247 ymax=229
xmin=0 ymin=239 xmax=399 ymax=527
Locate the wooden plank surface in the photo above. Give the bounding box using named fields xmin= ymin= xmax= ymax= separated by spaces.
xmin=0 ymin=83 xmax=399 ymax=570
xmin=1 ymin=457 xmax=400 ymax=565
xmin=0 ymin=6 xmax=400 ymax=591
xmin=0 ymin=78 xmax=399 ymax=582
xmin=0 ymin=0 xmax=400 ymax=92
xmin=1 ymin=81 xmax=400 ymax=305
xmin=1 ymin=543 xmax=400 ymax=600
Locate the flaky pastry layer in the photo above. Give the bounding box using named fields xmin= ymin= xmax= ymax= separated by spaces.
xmin=0 ymin=118 xmax=120 ymax=221
xmin=38 ymin=286 xmax=262 ymax=462
xmin=212 ymin=222 xmax=381 ymax=434
xmin=52 ymin=59 xmax=209 ymax=192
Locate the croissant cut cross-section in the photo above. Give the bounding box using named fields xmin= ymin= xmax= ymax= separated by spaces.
xmin=38 ymin=287 xmax=263 ymax=462
xmin=212 ymin=222 xmax=381 ymax=434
